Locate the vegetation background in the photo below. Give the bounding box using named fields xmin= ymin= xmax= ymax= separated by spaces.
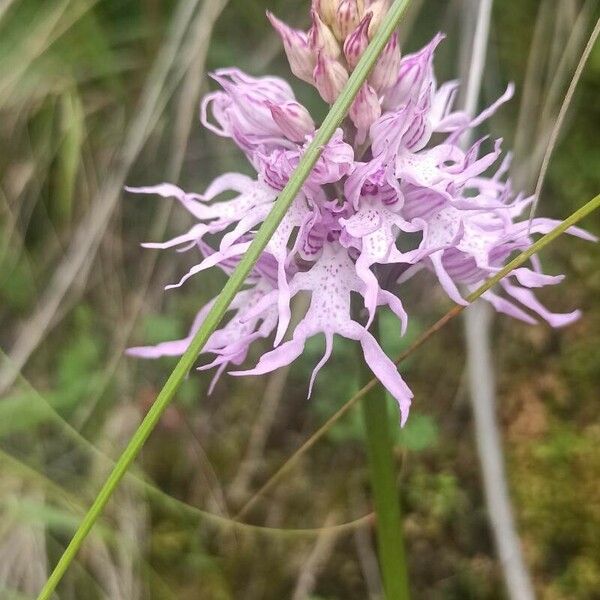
xmin=0 ymin=0 xmax=599 ymax=598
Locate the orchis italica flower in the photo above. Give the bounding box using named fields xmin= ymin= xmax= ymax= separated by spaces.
xmin=127 ymin=6 xmax=595 ymax=426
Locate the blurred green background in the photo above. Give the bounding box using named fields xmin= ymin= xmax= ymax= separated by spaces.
xmin=0 ymin=0 xmax=599 ymax=598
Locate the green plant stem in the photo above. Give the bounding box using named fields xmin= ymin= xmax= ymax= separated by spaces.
xmin=360 ymin=317 xmax=410 ymax=600
xmin=36 ymin=2 xmax=412 ymax=598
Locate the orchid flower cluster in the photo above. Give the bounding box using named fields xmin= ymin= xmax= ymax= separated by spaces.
xmin=128 ymin=0 xmax=594 ymax=426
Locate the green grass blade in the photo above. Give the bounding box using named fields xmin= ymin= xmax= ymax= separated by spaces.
xmin=54 ymin=90 xmax=84 ymax=224
xmin=36 ymin=2 xmax=412 ymax=598
xmin=360 ymin=317 xmax=410 ymax=600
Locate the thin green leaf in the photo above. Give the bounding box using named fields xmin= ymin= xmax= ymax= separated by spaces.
xmin=54 ymin=90 xmax=85 ymax=223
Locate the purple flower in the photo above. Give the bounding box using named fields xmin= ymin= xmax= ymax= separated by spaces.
xmin=127 ymin=25 xmax=594 ymax=425
xmin=201 ymin=68 xmax=301 ymax=159
xmin=229 ymin=243 xmax=413 ymax=425
xmin=128 ymin=264 xmax=280 ymax=393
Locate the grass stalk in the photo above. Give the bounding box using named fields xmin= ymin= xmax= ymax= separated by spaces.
xmin=35 ymin=2 xmax=411 ymax=598
xmin=360 ymin=317 xmax=410 ymax=600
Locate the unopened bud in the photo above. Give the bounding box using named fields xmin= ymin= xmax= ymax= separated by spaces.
xmin=349 ymin=83 xmax=381 ymax=144
xmin=383 ymin=32 xmax=444 ymax=109
xmin=313 ymin=51 xmax=349 ymax=103
xmin=369 ymin=32 xmax=401 ymax=92
xmin=267 ymin=11 xmax=315 ymax=84
xmin=332 ymin=0 xmax=361 ymax=41
xmin=314 ymin=0 xmax=338 ymax=28
xmin=266 ymin=100 xmax=316 ymax=142
xmin=366 ymin=0 xmax=390 ymax=38
xmin=343 ymin=12 xmax=371 ymax=69
xmin=308 ymin=9 xmax=341 ymax=59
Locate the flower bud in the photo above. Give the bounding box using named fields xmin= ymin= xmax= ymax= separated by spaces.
xmin=266 ymin=100 xmax=316 ymax=142
xmin=208 ymin=70 xmax=294 ymax=141
xmin=267 ymin=11 xmax=315 ymax=84
xmin=349 ymin=83 xmax=381 ymax=144
xmin=369 ymin=32 xmax=401 ymax=92
xmin=313 ymin=51 xmax=349 ymax=104
xmin=383 ymin=32 xmax=445 ymax=110
xmin=313 ymin=0 xmax=338 ymax=28
xmin=308 ymin=9 xmax=341 ymax=59
xmin=332 ymin=0 xmax=361 ymax=41
xmin=343 ymin=12 xmax=371 ymax=69
xmin=366 ymin=0 xmax=390 ymax=38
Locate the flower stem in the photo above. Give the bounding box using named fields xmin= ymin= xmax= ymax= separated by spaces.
xmin=35 ymin=2 xmax=412 ymax=599
xmin=360 ymin=317 xmax=410 ymax=600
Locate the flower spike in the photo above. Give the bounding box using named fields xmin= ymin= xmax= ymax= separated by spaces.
xmin=129 ymin=23 xmax=594 ymax=426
